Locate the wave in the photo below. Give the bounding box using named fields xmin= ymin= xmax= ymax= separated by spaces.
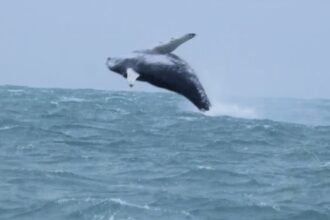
xmin=0 ymin=125 xmax=19 ymax=131
xmin=1 ymin=86 xmax=330 ymax=220
xmin=58 ymin=96 xmax=88 ymax=103
xmin=8 ymin=197 xmax=192 ymax=220
xmin=173 ymin=92 xmax=329 ymax=126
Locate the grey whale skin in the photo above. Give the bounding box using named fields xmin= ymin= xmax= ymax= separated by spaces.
xmin=106 ymin=33 xmax=211 ymax=111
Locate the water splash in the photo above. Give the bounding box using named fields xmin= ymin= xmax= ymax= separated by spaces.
xmin=204 ymin=101 xmax=259 ymax=119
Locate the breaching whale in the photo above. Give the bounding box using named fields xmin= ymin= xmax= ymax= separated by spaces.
xmin=106 ymin=33 xmax=211 ymax=111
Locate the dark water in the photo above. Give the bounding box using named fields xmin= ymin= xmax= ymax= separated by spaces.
xmin=0 ymin=85 xmax=329 ymax=220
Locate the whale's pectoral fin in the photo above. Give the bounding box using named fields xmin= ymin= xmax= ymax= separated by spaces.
xmin=151 ymin=33 xmax=196 ymax=54
xmin=126 ymin=68 xmax=140 ymax=87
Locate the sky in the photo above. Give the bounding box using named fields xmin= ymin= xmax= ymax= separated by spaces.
xmin=0 ymin=0 xmax=329 ymax=99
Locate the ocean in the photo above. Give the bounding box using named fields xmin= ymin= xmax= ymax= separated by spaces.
xmin=0 ymin=85 xmax=329 ymax=220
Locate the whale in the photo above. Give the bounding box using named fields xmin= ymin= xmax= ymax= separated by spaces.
xmin=106 ymin=33 xmax=211 ymax=111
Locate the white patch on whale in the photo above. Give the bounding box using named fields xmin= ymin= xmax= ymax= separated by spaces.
xmin=126 ymin=68 xmax=140 ymax=87
xmin=136 ymin=53 xmax=174 ymax=66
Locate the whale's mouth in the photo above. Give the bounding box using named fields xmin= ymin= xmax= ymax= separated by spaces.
xmin=105 ymin=58 xmax=113 ymax=72
xmin=106 ymin=57 xmax=115 ymax=68
xmin=106 ymin=57 xmax=122 ymax=71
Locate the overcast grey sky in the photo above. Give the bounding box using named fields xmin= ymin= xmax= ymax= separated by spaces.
xmin=0 ymin=0 xmax=329 ymax=99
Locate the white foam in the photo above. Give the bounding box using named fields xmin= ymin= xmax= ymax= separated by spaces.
xmin=108 ymin=210 xmax=119 ymax=220
xmin=197 ymin=165 xmax=215 ymax=170
xmin=204 ymin=102 xmax=259 ymax=119
xmin=0 ymin=125 xmax=18 ymax=131
xmin=110 ymin=198 xmax=150 ymax=210
xmin=321 ymin=161 xmax=330 ymax=167
xmin=59 ymin=96 xmax=86 ymax=103
xmin=8 ymin=89 xmax=24 ymax=93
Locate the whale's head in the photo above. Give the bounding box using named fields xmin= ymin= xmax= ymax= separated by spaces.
xmin=106 ymin=56 xmax=140 ymax=79
xmin=106 ymin=57 xmax=126 ymax=76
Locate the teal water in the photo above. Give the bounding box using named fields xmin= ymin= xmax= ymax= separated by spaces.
xmin=0 ymin=85 xmax=329 ymax=220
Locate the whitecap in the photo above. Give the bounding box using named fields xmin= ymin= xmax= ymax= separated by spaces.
xmin=110 ymin=198 xmax=150 ymax=210
xmin=59 ymin=96 xmax=87 ymax=102
xmin=0 ymin=125 xmax=18 ymax=131
xmin=7 ymin=89 xmax=24 ymax=93
xmin=197 ymin=165 xmax=215 ymax=170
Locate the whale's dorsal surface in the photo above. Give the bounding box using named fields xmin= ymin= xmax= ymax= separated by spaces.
xmin=140 ymin=33 xmax=196 ymax=54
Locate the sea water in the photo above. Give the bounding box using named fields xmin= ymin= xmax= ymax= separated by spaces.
xmin=0 ymin=85 xmax=329 ymax=220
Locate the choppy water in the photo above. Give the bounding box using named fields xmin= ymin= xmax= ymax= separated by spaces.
xmin=0 ymin=85 xmax=330 ymax=220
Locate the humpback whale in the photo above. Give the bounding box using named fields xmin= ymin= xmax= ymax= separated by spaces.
xmin=106 ymin=33 xmax=211 ymax=111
